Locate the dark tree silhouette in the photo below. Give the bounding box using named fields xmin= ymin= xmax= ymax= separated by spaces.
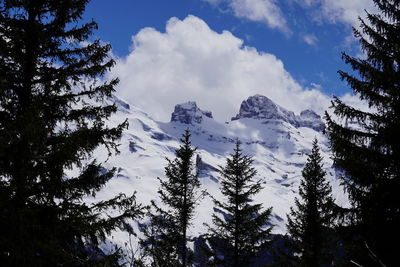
xmin=138 ymin=130 xmax=201 ymax=267
xmin=286 ymin=139 xmax=335 ymax=267
xmin=205 ymin=140 xmax=273 ymax=267
xmin=0 ymin=1 xmax=142 ymax=266
xmin=325 ymin=0 xmax=400 ymax=265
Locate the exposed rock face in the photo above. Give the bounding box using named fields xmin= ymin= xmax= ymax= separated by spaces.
xmin=171 ymin=101 xmax=213 ymax=124
xmin=298 ymin=109 xmax=325 ymax=132
xmin=169 ymin=96 xmax=324 ymax=131
xmin=232 ymin=95 xmax=298 ymax=125
xmin=232 ymin=95 xmax=325 ymax=131
xmin=299 ymin=109 xmax=319 ymax=120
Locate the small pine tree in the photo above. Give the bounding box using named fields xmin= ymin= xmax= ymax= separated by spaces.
xmin=324 ymin=0 xmax=400 ymax=265
xmin=139 ymin=129 xmax=201 ymax=267
xmin=0 ymin=1 xmax=142 ymax=266
xmin=286 ymin=139 xmax=335 ymax=267
xmin=205 ymin=140 xmax=273 ymax=267
xmin=136 ymin=209 xmax=181 ymax=267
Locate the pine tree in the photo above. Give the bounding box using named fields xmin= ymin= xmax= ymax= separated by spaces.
xmin=136 ymin=210 xmax=180 ymax=267
xmin=286 ymin=139 xmax=335 ymax=267
xmin=324 ymin=0 xmax=400 ymax=265
xmin=0 ymin=1 xmax=142 ymax=266
xmin=139 ymin=129 xmax=201 ymax=267
xmin=205 ymin=140 xmax=273 ymax=267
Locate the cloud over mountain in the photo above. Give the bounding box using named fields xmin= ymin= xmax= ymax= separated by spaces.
xmin=111 ymin=15 xmax=331 ymax=122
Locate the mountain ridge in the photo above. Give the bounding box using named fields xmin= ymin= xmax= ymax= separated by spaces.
xmin=93 ymin=94 xmax=348 ymax=254
xmin=170 ymin=95 xmax=325 ymax=132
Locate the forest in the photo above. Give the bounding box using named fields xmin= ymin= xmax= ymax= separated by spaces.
xmin=0 ymin=0 xmax=399 ymax=266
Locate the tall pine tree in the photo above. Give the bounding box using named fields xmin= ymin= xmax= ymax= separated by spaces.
xmin=0 ymin=0 xmax=142 ymax=266
xmin=205 ymin=140 xmax=273 ymax=267
xmin=286 ymin=139 xmax=335 ymax=267
xmin=324 ymin=0 xmax=400 ymax=265
xmin=138 ymin=129 xmax=200 ymax=267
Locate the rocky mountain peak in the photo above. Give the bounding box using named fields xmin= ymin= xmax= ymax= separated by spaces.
xmin=298 ymin=109 xmax=325 ymax=132
xmin=231 ymin=95 xmax=325 ymax=131
xmin=300 ymin=109 xmax=320 ymax=120
xmin=231 ymin=95 xmax=298 ymax=125
xmin=171 ymin=101 xmax=213 ymax=124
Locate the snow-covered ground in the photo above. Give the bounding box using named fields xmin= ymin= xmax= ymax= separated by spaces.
xmin=90 ymin=94 xmax=348 ymax=254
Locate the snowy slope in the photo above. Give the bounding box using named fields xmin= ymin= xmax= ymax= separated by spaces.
xmin=92 ymin=94 xmax=348 ymax=252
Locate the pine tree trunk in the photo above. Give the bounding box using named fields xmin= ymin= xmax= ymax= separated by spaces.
xmin=234 ymin=173 xmax=239 ymax=267
xmin=14 ymin=5 xmax=37 ymax=263
xmin=182 ymin=165 xmax=188 ymax=267
xmin=15 ymin=2 xmax=36 ymax=210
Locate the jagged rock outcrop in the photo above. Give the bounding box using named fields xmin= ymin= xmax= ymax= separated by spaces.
xmin=232 ymin=95 xmax=325 ymax=131
xmin=171 ymin=101 xmax=213 ymax=124
xmin=231 ymin=95 xmax=298 ymax=125
xmin=298 ymin=109 xmax=325 ymax=132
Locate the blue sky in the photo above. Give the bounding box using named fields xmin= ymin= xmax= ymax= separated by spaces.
xmin=83 ymin=0 xmax=375 ymax=121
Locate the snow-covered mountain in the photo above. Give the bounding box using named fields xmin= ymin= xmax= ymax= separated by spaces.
xmin=93 ymin=94 xmax=348 ymax=252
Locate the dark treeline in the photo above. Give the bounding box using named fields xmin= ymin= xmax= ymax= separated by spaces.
xmin=0 ymin=0 xmax=399 ymax=266
xmin=134 ymin=135 xmax=274 ymax=267
xmin=0 ymin=0 xmax=144 ymax=266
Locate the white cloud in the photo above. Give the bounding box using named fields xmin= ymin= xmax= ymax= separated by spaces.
xmin=340 ymin=93 xmax=373 ymax=113
xmin=111 ymin=15 xmax=334 ymax=122
xmin=230 ymin=0 xmax=289 ymax=33
xmin=321 ymin=0 xmax=376 ymax=26
xmin=203 ymin=0 xmax=290 ymax=33
xmin=296 ymin=0 xmax=377 ymax=27
xmin=302 ymin=33 xmax=318 ymax=45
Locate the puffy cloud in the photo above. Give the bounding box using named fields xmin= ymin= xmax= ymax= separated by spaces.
xmin=230 ymin=0 xmax=290 ymax=33
xmin=296 ymin=0 xmax=377 ymax=27
xmin=203 ymin=0 xmax=289 ymax=33
xmin=111 ymin=15 xmax=333 ymax=122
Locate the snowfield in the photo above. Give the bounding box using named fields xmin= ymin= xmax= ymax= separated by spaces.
xmin=90 ymin=94 xmax=349 ymax=255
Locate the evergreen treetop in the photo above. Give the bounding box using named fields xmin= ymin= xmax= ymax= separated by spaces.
xmin=286 ymin=139 xmax=335 ymax=267
xmin=205 ymin=140 xmax=273 ymax=267
xmin=138 ymin=129 xmax=201 ymax=267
